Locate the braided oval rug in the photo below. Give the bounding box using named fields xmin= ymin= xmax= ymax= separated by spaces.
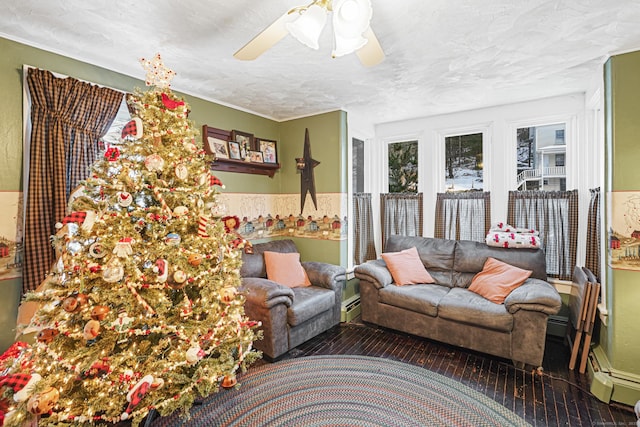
xmin=151 ymin=355 xmax=530 ymax=427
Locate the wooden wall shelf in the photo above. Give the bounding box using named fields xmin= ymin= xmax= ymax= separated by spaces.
xmin=203 ymin=125 xmax=280 ymax=178
xmin=211 ymin=158 xmax=280 ymax=177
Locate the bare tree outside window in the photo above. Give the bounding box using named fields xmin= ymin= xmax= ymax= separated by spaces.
xmin=444 ymin=133 xmax=483 ymax=192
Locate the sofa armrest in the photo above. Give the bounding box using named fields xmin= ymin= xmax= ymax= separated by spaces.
xmin=301 ymin=262 xmax=346 ymax=291
xmin=240 ymin=277 xmax=295 ymax=309
xmin=353 ymin=260 xmax=392 ymax=289
xmin=504 ymin=278 xmax=562 ymax=315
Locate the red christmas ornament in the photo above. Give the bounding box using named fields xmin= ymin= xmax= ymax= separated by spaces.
xmin=161 ymin=93 xmax=185 ymax=110
xmin=104 ymin=147 xmax=120 ymax=162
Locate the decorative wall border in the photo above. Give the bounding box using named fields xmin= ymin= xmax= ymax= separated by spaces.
xmin=217 ymin=192 xmax=348 ymax=241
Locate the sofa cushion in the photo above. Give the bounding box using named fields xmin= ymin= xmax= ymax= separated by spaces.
xmin=264 ymin=251 xmax=311 ymax=288
xmin=453 ymin=240 xmax=547 ymax=286
xmin=378 ymin=283 xmax=450 ymax=317
xmin=468 ymin=257 xmax=532 ymax=304
xmin=287 ymin=286 xmax=335 ymax=326
xmin=438 ymin=287 xmax=513 ymax=332
xmin=240 ymin=239 xmax=298 ymax=278
xmin=385 ymin=236 xmax=456 ymax=286
xmin=381 ymin=246 xmax=435 ymax=285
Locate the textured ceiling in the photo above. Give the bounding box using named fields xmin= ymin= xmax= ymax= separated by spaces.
xmin=2 ymin=0 xmax=640 ymax=125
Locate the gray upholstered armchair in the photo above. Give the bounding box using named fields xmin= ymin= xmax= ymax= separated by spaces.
xmin=239 ymin=239 xmax=346 ymax=360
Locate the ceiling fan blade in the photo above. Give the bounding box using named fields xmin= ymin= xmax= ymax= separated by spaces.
xmin=233 ymin=12 xmax=295 ymax=60
xmin=356 ymin=27 xmax=385 ymax=67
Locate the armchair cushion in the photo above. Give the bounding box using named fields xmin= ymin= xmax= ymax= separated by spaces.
xmin=264 ymin=251 xmax=311 ymax=288
xmin=288 ymin=287 xmax=335 ymax=326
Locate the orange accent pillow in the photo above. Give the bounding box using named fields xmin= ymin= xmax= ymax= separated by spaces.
xmin=264 ymin=251 xmax=312 ymax=288
xmin=468 ymin=257 xmax=532 ymax=304
xmin=381 ymin=246 xmax=435 ymax=285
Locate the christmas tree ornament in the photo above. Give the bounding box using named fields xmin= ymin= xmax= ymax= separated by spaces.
xmin=62 ymin=294 xmax=82 ymax=313
xmin=89 ymin=242 xmax=107 ymax=258
xmin=117 ymin=191 xmax=133 ymax=207
xmin=104 ymin=146 xmax=120 ymax=162
xmin=197 ymin=214 xmax=210 ymax=238
xmin=102 ymin=257 xmax=125 ymax=283
xmin=36 ymin=328 xmax=59 ymax=344
xmin=174 ymin=164 xmax=189 ymax=181
xmin=154 ymin=258 xmax=168 ymax=282
xmin=144 ymin=154 xmax=165 ymax=171
xmin=26 ymin=386 xmax=59 ymax=415
xmin=0 ymin=373 xmax=41 ymax=402
xmin=161 ymin=93 xmax=185 ymax=110
xmin=220 ymin=286 xmax=237 ymax=304
xmin=187 ymin=253 xmax=202 ymax=266
xmin=83 ymin=359 xmax=111 ymax=378
xmin=164 ymin=232 xmax=181 ymax=246
xmin=172 ymin=205 xmax=189 ymax=217
xmin=172 ymin=270 xmax=187 ymax=284
xmin=140 ymin=53 xmax=176 ymax=88
xmin=83 ymin=320 xmax=101 ymax=340
xmin=90 ymin=305 xmax=110 ymax=321
xmin=221 ymin=374 xmax=237 ymax=389
xmin=113 ymin=237 xmax=135 ymax=257
xmin=120 ymin=375 xmax=154 ymax=421
xmin=185 ymin=346 xmax=204 ymax=365
xmin=121 ymin=117 xmax=143 ymax=140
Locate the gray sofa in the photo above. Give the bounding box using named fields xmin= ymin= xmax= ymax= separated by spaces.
xmin=354 ymin=236 xmax=562 ymax=367
xmin=239 ymin=239 xmax=346 ymax=360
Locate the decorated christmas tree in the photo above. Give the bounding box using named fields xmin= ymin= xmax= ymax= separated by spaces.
xmin=1 ymin=54 xmax=260 ymax=426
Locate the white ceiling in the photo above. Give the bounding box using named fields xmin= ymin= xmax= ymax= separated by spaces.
xmin=2 ymin=0 xmax=640 ymax=125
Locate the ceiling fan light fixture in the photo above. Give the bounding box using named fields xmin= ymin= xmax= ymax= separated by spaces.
xmin=332 ymin=34 xmax=368 ymax=58
xmin=285 ymin=4 xmax=327 ymax=50
xmin=331 ymin=0 xmax=373 ymax=57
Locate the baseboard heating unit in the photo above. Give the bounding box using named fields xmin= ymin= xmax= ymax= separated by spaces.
xmin=341 ymin=294 xmax=361 ymax=323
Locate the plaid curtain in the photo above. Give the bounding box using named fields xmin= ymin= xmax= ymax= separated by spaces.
xmin=507 ymin=190 xmax=578 ymax=281
xmin=353 ymin=193 xmax=377 ymax=264
xmin=380 ymin=193 xmax=423 ymax=250
xmin=434 ymin=191 xmax=490 ymax=242
xmin=585 ymin=188 xmax=601 ymax=281
xmin=23 ymin=68 xmax=123 ymax=293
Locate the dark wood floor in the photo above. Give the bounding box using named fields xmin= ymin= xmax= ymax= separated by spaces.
xmin=261 ymin=319 xmax=636 ymax=427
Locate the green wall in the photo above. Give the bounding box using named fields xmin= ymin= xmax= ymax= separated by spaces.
xmin=0 ymin=37 xmax=348 ymax=352
xmin=598 ymin=51 xmax=640 ymax=405
xmin=279 ymin=111 xmax=349 ymax=266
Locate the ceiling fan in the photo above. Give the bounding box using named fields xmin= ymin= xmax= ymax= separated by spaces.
xmin=233 ymin=0 xmax=385 ymax=67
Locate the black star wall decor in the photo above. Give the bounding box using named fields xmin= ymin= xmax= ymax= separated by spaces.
xmin=297 ymin=128 xmax=320 ymax=214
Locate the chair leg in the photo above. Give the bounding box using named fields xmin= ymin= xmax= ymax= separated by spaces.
xmin=568 ymin=329 xmax=582 ymax=370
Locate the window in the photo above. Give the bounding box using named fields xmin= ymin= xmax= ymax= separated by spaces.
xmin=352 ymin=137 xmax=365 ymax=193
xmin=516 ymin=123 xmax=566 ymax=191
xmin=444 ymin=133 xmax=483 ymax=192
xmin=388 ymin=141 xmax=418 ymax=193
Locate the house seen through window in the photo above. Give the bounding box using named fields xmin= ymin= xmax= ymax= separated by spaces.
xmin=517 ymin=123 xmax=566 ymax=191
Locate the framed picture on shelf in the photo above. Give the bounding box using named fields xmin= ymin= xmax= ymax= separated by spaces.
xmin=206 ymin=136 xmax=229 ymax=159
xmin=228 ymin=141 xmax=241 ymax=160
xmin=249 ymin=150 xmax=264 ymax=163
xmin=231 ymin=130 xmax=254 ymax=159
xmin=257 ymin=138 xmax=278 ymax=164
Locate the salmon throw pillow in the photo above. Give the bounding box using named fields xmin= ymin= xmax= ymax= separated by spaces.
xmin=264 ymin=251 xmax=312 ymax=288
xmin=468 ymin=257 xmax=532 ymax=304
xmin=381 ymin=246 xmax=435 ymax=286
